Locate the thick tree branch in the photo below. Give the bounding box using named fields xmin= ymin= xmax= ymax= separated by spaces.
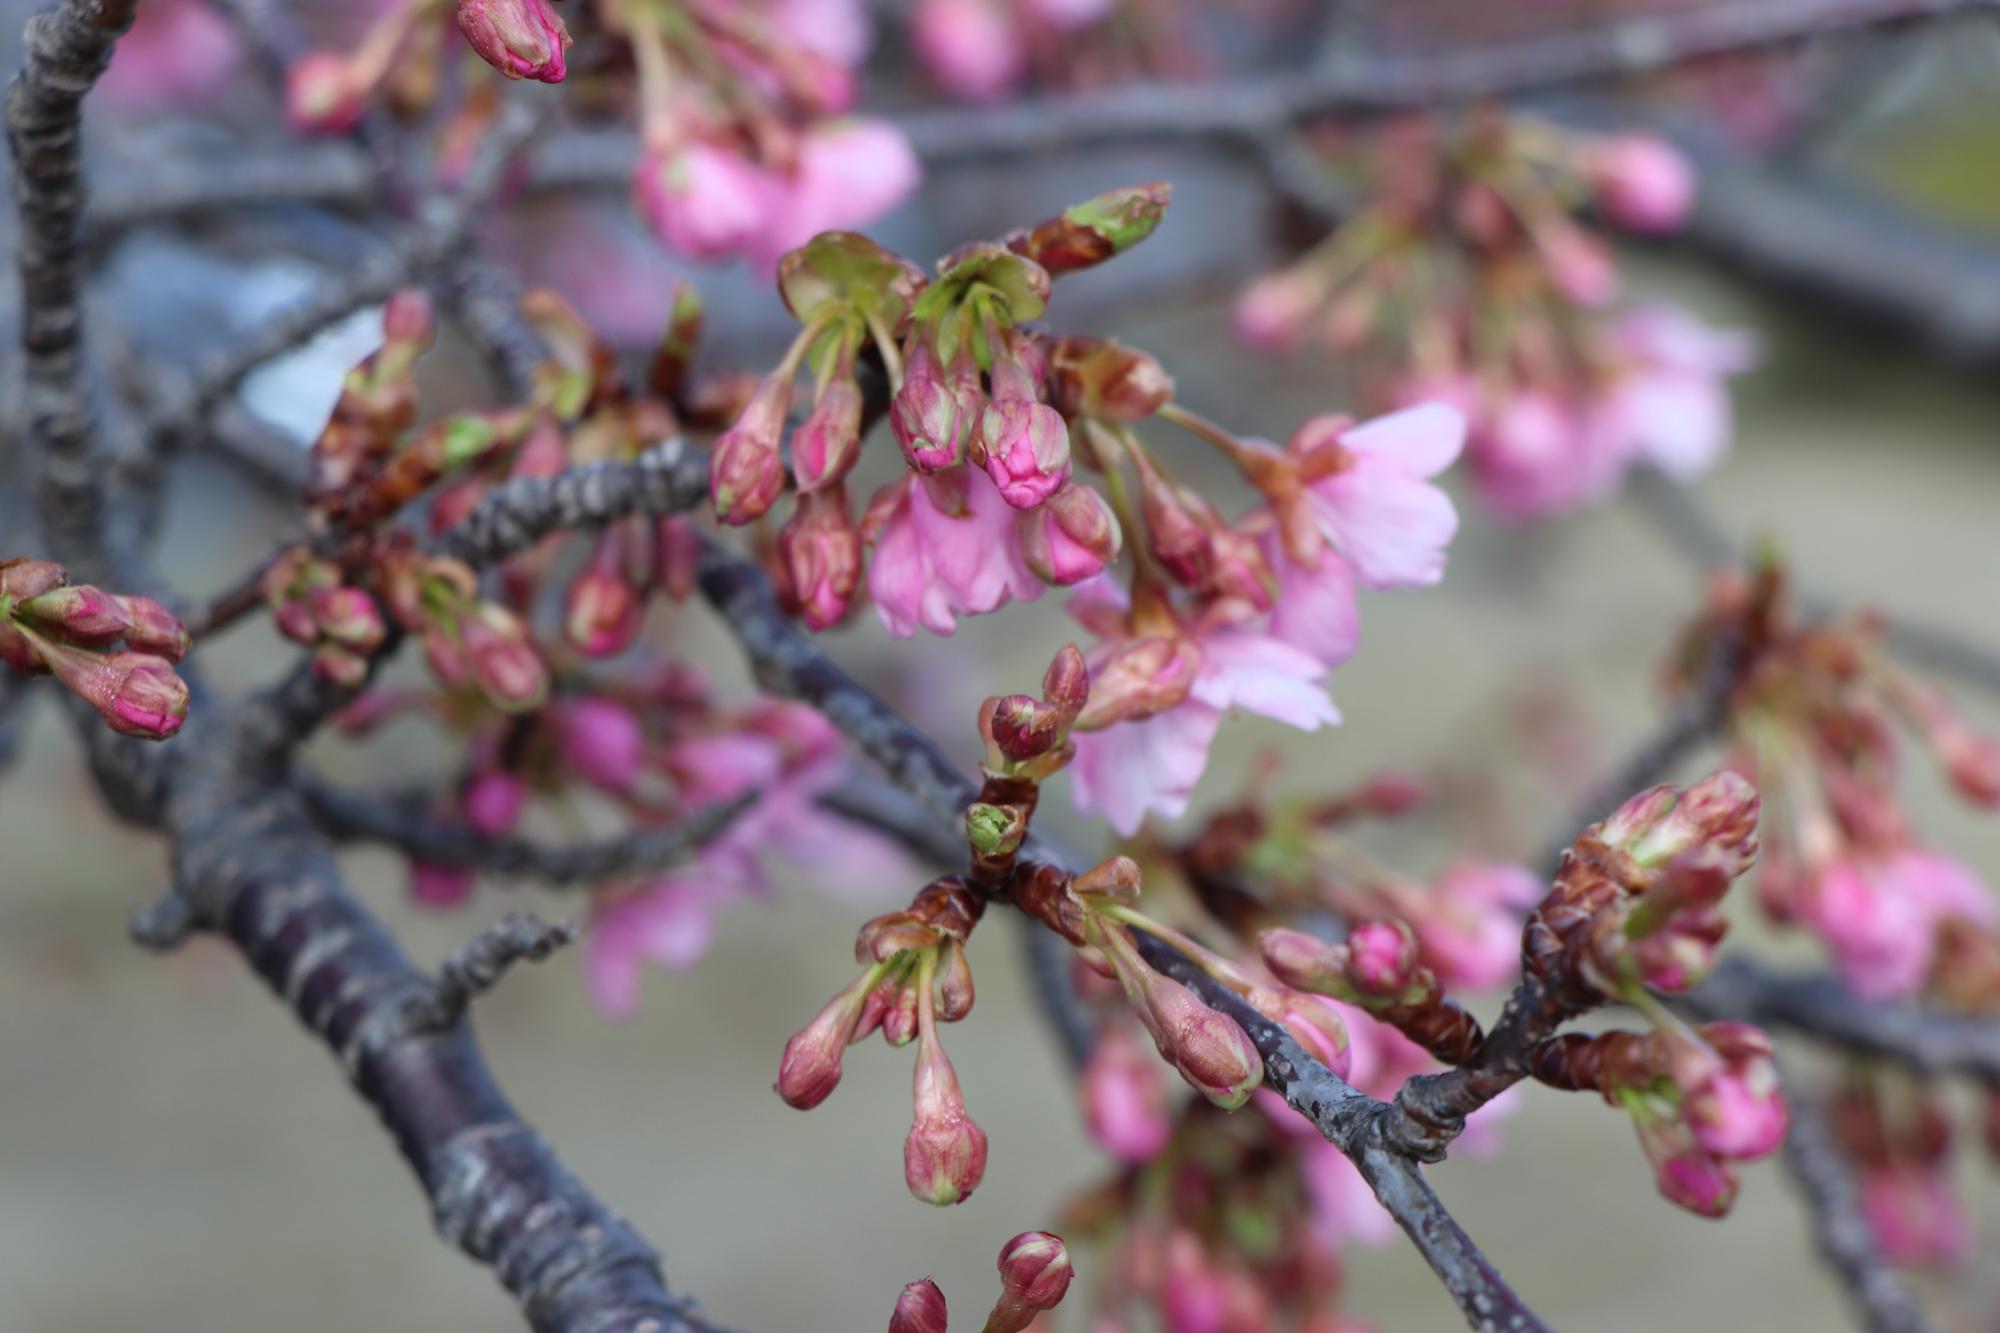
xmin=693 ymin=538 xmax=1548 ymax=1332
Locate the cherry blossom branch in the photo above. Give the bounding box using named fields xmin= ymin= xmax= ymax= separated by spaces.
xmin=1773 ymin=1066 xmax=1939 ymax=1333
xmin=694 ymin=539 xmax=1550 ymax=1332
xmin=300 ymin=772 xmax=757 ymax=887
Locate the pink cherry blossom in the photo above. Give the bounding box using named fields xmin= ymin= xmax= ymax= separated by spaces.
xmin=911 ymin=0 xmax=1025 ymax=102
xmin=1587 ymin=135 xmax=1696 ymax=235
xmin=634 ymin=140 xmax=772 ymax=263
xmin=764 ymin=0 xmax=872 ymax=66
xmin=1800 ymin=848 xmax=1994 ymax=999
xmin=1081 ymin=1025 xmax=1174 ymax=1164
xmin=1861 ymin=1165 xmax=1975 ymax=1268
xmin=1413 ymin=861 xmax=1542 ymax=991
xmin=561 ymin=697 xmax=648 ymax=793
xmin=1600 ymin=306 xmax=1755 ymax=480
xmin=100 ymin=0 xmax=240 ymax=110
xmin=866 ymin=468 xmax=1045 ymax=638
xmin=1260 ymin=530 xmax=1360 ymax=672
xmin=1300 ymin=404 xmax=1465 ymax=588
xmin=584 ymin=869 xmax=743 ymax=1019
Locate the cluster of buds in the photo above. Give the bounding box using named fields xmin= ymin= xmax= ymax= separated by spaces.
xmin=706 ymin=187 xmax=1165 ymax=633
xmin=303 ymin=293 xmax=437 ymax=512
xmin=1524 ymin=771 xmax=1761 ymax=1011
xmin=1260 ymin=918 xmax=1486 ymax=1065
xmin=1531 ymin=1020 xmax=1786 ymax=1217
xmin=261 ymin=551 xmax=388 ymax=687
xmin=288 ymin=0 xmax=568 ymax=135
xmin=620 ymin=1 xmax=915 ymax=268
xmin=890 ymin=1230 xmax=1074 ymax=1333
xmin=0 ymin=560 xmax=191 ymax=739
xmin=778 ymin=876 xmax=989 ymax=1205
xmin=1060 ymin=1098 xmax=1366 ymax=1331
xmin=1827 ymin=1074 xmax=1975 ymax=1268
xmin=1677 ymin=559 xmax=2000 ymax=1002
xmin=376 ymin=544 xmax=547 ymax=712
xmin=1235 ymin=108 xmax=1752 ymax=522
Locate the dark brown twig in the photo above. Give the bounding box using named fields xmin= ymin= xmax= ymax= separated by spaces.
xmin=408 ymin=912 xmax=579 ymax=1033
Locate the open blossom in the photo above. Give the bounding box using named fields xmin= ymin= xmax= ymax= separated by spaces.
xmin=1798 ymin=847 xmax=1995 ymax=1000
xmin=1413 ymin=862 xmax=1542 ymax=991
xmin=865 ymin=467 xmax=1045 ymax=638
xmin=911 ymin=0 xmax=1025 ymax=102
xmin=100 ymin=0 xmax=240 ymax=110
xmin=1067 ymin=577 xmax=1340 ymax=836
xmin=1861 ymin=1165 xmax=1975 ymax=1267
xmin=635 ymin=140 xmax=772 ymax=264
xmin=1598 ymin=306 xmax=1757 ymax=481
xmin=1081 ymin=1023 xmax=1174 ymax=1163
xmin=1291 ymin=403 xmax=1465 ymax=588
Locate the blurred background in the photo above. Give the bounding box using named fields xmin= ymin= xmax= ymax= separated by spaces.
xmin=4 ymin=1 xmax=2000 ymax=1330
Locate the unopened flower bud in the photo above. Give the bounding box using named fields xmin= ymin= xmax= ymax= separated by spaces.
xmin=710 ymin=375 xmax=794 ymax=525
xmin=97 ymin=652 xmax=191 ymax=740
xmin=883 ymin=982 xmax=920 ymax=1047
xmin=1279 ymin=991 xmax=1353 ymax=1079
xmin=905 ymin=1036 xmax=988 ymax=1205
xmin=564 ymin=533 xmax=643 ymax=658
xmin=1617 ymin=771 xmax=1761 ymax=873
xmin=310 ymin=644 xmax=368 ymax=687
xmin=1042 ymin=644 xmax=1088 ymax=721
xmin=777 ymin=488 xmax=862 ymax=631
xmin=1137 ymin=470 xmax=1213 ymax=587
xmin=978 ymin=400 xmax=1071 ymax=509
xmin=455 ymin=0 xmax=571 ymax=83
xmin=987 ymin=1231 xmax=1073 ymax=1332
xmin=889 ymin=1278 xmax=949 ymax=1333
xmin=311 ymin=587 xmax=384 ymax=652
xmin=1016 ymin=183 xmax=1171 ymax=276
xmin=965 ymin=802 xmax=1027 ymax=858
xmin=463 ymin=770 xmax=526 ymax=837
xmin=411 ymin=860 xmax=475 ymax=909
xmin=286 ymin=52 xmax=365 ymax=134
xmin=1258 ymin=927 xmax=1344 ymax=995
xmin=986 ymin=694 xmax=1061 ymax=762
xmin=1938 ymin=725 xmax=2000 ymax=808
xmin=1680 ymin=1023 xmax=1787 ymax=1160
xmin=1585 ymin=134 xmax=1694 ymax=235
xmin=1233 ymin=268 xmax=1319 ymax=353
xmin=891 ymin=343 xmax=971 ymax=473
xmin=14 ymin=584 xmax=132 ymax=646
xmin=1082 ymin=1023 xmax=1172 ymax=1164
xmin=1138 ymin=968 xmax=1262 ymax=1108
xmin=0 ymin=558 xmax=65 ymax=602
xmin=461 ymin=606 xmax=548 ymax=712
xmin=1018 ymin=482 xmax=1120 ymax=586
xmin=1344 ymin=919 xmax=1419 ymax=997
xmin=793 ymin=379 xmax=864 ymax=493
xmin=562 ymin=698 xmax=646 ymax=793
xmin=776 ymin=970 xmax=878 ymax=1109
xmin=1654 ymin=1145 xmax=1737 ymax=1218
xmin=112 ymin=596 xmax=190 ymax=660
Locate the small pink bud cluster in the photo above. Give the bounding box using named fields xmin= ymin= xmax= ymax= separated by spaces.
xmin=303 ymin=293 xmax=438 ymax=514
xmin=0 ymin=559 xmax=191 ymax=740
xmin=885 ymin=1230 xmax=1074 ymax=1333
xmin=560 ymin=515 xmax=693 ymax=658
xmin=1260 ymin=920 xmax=1485 ymax=1066
xmin=777 ymin=877 xmax=990 ymax=1207
xmin=262 ymin=550 xmax=388 ymax=687
xmin=1531 ymin=1020 xmax=1786 ymax=1218
xmin=976 ymin=644 xmax=1088 ymax=783
xmin=1527 ymin=771 xmax=1760 ymax=1009
xmin=377 ymin=546 xmax=548 ymax=712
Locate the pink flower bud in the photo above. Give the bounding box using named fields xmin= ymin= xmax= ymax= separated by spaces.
xmin=790 ymin=379 xmax=863 ymax=494
xmin=1140 ymin=969 xmax=1263 ymax=1109
xmin=1680 ymin=1022 xmax=1786 ymax=1161
xmin=883 ymin=982 xmax=920 ymax=1047
xmin=1046 ymin=336 xmax=1174 ymax=423
xmin=0 ymin=558 xmax=65 ymax=602
xmin=710 ymin=375 xmax=794 ymax=525
xmin=905 ymin=1037 xmax=988 ymax=1205
xmin=564 ymin=535 xmax=643 ymax=658
xmin=889 ymin=1278 xmax=949 ymax=1333
xmin=285 ymin=51 xmax=364 ymax=135
xmin=561 ymin=697 xmax=646 ymax=793
xmin=891 ymin=343 xmax=971 ymax=473
xmin=988 ymin=1231 xmax=1073 ymax=1332
xmin=461 ymin=606 xmax=548 ymax=712
xmin=1258 ymin=927 xmax=1343 ymax=995
xmin=635 ymin=140 xmax=771 ymax=263
xmin=1654 ymin=1147 xmax=1737 ymax=1218
xmin=778 ymin=488 xmax=863 ymax=631
xmin=985 ymin=694 xmax=1061 ymax=762
xmin=977 ymin=400 xmax=1071 ymax=509
xmin=1280 ymin=992 xmax=1353 ymax=1080
xmin=777 ymin=971 xmax=877 ymax=1109
xmin=310 ymin=644 xmax=367 ymax=688
xmin=1160 ymin=1230 xmax=1228 ymax=1333
xmin=1586 ymin=134 xmax=1694 ymax=234
xmin=1344 ymin=919 xmax=1418 ymax=997
xmin=455 ymin=0 xmax=570 ymax=83
xmin=1081 ymin=1024 xmax=1172 ymax=1164
xmin=14 ymin=585 xmax=132 ymax=646
xmin=1018 ymin=483 xmax=1120 ymax=586
xmin=936 ymin=939 xmax=975 ymax=1022
xmin=411 ymin=860 xmax=475 ymax=909
xmin=310 ymin=587 xmax=383 ymax=652
xmin=40 ymin=642 xmax=190 ymax=740
xmin=382 ymin=290 xmax=434 ymax=347
xmin=1939 ymin=725 xmax=2000 ymax=808
xmin=1861 ymin=1165 xmax=1974 ymax=1267
xmin=463 ymin=770 xmax=526 ymax=837
xmin=1540 ymin=223 xmax=1618 ymax=306
xmin=1622 ymin=771 xmax=1761 ymax=873
xmin=1042 ymin=644 xmax=1088 ymax=716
